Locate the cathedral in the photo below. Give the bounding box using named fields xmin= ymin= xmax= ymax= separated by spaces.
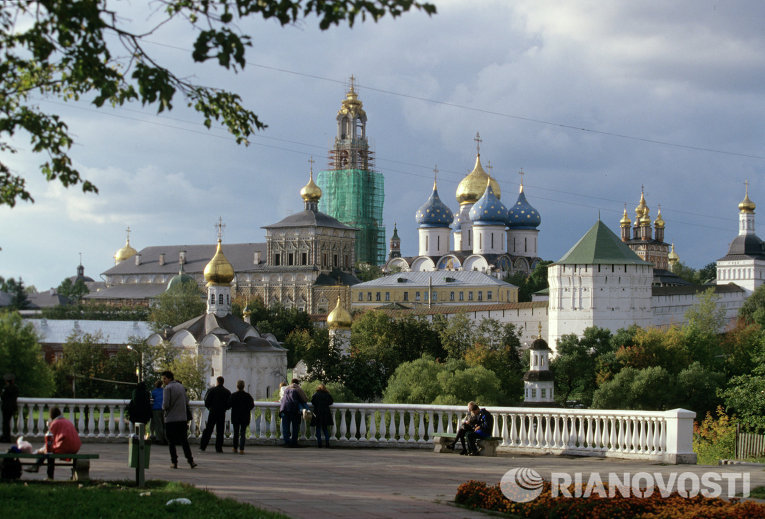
xmin=384 ymin=134 xmax=542 ymax=277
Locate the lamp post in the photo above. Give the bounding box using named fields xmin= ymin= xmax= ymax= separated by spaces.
xmin=126 ymin=345 xmax=143 ymax=382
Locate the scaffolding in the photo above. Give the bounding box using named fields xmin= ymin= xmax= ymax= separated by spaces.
xmin=317 ymin=167 xmax=386 ymax=265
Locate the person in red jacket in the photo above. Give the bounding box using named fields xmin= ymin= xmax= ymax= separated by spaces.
xmin=25 ymin=406 xmax=81 ymax=478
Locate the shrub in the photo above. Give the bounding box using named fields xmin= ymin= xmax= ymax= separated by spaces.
xmin=693 ymin=406 xmax=737 ymax=464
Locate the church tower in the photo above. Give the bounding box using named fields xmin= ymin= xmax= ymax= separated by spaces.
xmin=523 ymin=325 xmax=556 ymax=407
xmin=622 ymin=188 xmax=670 ymax=270
xmin=416 ymin=172 xmax=453 ymax=257
xmin=469 ymin=179 xmax=507 ymax=255
xmin=506 ymin=171 xmax=541 ymax=259
xmin=327 ymin=296 xmax=352 ymax=356
xmin=317 ymin=76 xmax=385 ymax=265
xmin=204 ymin=219 xmax=235 ymax=317
xmin=388 ymin=223 xmax=401 ymax=261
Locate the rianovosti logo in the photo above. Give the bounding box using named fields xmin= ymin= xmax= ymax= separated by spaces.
xmin=500 ymin=467 xmax=751 ymax=502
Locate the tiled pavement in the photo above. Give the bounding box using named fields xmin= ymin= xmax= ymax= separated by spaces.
xmin=6 ymin=440 xmax=765 ymax=518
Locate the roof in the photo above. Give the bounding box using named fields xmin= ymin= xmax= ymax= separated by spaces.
xmin=652 ymin=283 xmax=745 ymax=297
xmin=416 ymin=186 xmax=454 ymax=227
xmin=102 ymin=243 xmax=267 ymax=277
xmin=353 ymin=270 xmax=514 ymax=288
xmin=86 ymin=284 xmax=167 ymax=300
xmin=718 ymin=234 xmax=765 ymax=261
xmin=523 ymin=370 xmax=554 ymax=382
xmin=314 ymin=269 xmax=361 ymax=286
xmin=26 ymin=319 xmax=152 ymax=344
xmin=27 ymin=291 xmax=71 ymax=308
xmin=163 ymin=313 xmax=285 ymax=351
xmin=556 ymin=220 xmax=649 ymax=265
xmin=368 ymin=301 xmax=548 ymax=317
xmin=263 ymin=209 xmax=355 ymax=231
xmin=652 ymin=269 xmax=692 ymax=287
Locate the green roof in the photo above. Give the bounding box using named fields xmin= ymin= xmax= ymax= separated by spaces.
xmin=555 ymin=220 xmax=649 ymax=265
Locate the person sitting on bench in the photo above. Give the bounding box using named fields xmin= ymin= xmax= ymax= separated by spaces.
xmin=25 ymin=406 xmax=81 ymax=478
xmin=466 ymin=406 xmax=493 ymax=456
xmin=449 ymin=402 xmax=481 ymax=455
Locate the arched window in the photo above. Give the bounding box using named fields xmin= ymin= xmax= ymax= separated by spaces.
xmin=218 ymin=294 xmax=223 ymax=305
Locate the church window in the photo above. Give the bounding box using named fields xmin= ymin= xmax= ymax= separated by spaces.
xmin=403 ymin=292 xmax=409 ymax=301
xmin=288 ymin=253 xmax=294 ymax=266
xmin=358 ymin=292 xmax=363 ymax=301
xmin=525 ymin=237 xmax=527 ymax=252
xmin=478 ymin=291 xmax=483 ymax=301
xmin=612 ymin=265 xmax=615 ymax=272
xmin=437 ymin=235 xmax=440 ymax=250
xmin=376 ymin=292 xmax=381 ymax=301
xmin=219 ymin=294 xmax=223 ymax=305
xmin=432 ymin=292 xmax=437 ymax=302
xmin=541 ymin=388 xmax=546 ymax=398
xmin=302 ymin=253 xmax=307 ymax=265
xmin=323 ymin=253 xmax=327 ymax=267
xmin=425 ymin=235 xmax=428 ymax=250
xmin=226 ymin=294 xmax=229 ymax=304
xmin=531 ymin=389 xmax=536 ymax=398
xmin=266 ymin=386 xmax=270 ymax=399
xmin=385 ymin=292 xmax=390 ymax=301
xmin=345 ymin=255 xmax=349 ymax=267
xmin=274 ymin=253 xmax=281 ymax=266
xmin=210 ymin=294 xmax=215 ymax=304
xmin=487 ymin=291 xmax=492 ymax=300
xmin=415 ymin=291 xmax=421 ymax=301
xmin=367 ymin=292 xmax=372 ymax=301
xmin=468 ymin=292 xmax=474 ymax=301
xmin=334 ymin=254 xmax=338 ymax=267
xmin=598 ymin=265 xmax=601 ymax=272
xmin=459 ymin=292 xmax=464 ymax=301
xmin=424 ymin=292 xmax=429 ymax=301
xmin=469 ymin=230 xmax=472 ymax=246
xmin=532 ymin=355 xmax=537 ymax=367
xmin=450 ymin=291 xmax=455 ymax=301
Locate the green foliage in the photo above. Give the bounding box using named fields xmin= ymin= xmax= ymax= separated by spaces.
xmin=300 ymin=379 xmax=360 ymax=403
xmin=676 ymin=362 xmax=725 ymax=419
xmin=721 ymin=340 xmax=765 ymax=432
xmin=436 ymin=312 xmax=474 ymax=359
xmin=0 ymin=311 xmax=54 ymax=396
xmin=148 ymin=283 xmax=206 ymax=331
xmin=739 ymin=284 xmax=765 ymax=327
xmin=693 ymin=406 xmax=737 ymax=464
xmin=684 ymin=288 xmax=726 ymax=337
xmin=0 ymin=0 xmax=434 ymax=207
xmin=41 ymin=302 xmax=150 ymax=321
xmin=250 ymin=300 xmax=313 ymax=343
xmin=355 ymin=262 xmax=384 ymax=282
xmin=503 ymin=260 xmax=553 ymax=302
xmin=0 ymin=276 xmax=30 ymax=309
xmin=54 ymin=331 xmax=110 ymax=398
xmin=592 ymin=366 xmax=676 ymax=410
xmin=671 ymin=261 xmax=717 ymax=284
xmin=383 ymin=356 xmax=507 ymax=406
xmin=56 ymin=277 xmax=89 ymax=302
xmin=552 ymin=327 xmax=614 ymax=406
xmin=167 ymin=352 xmax=208 ymax=400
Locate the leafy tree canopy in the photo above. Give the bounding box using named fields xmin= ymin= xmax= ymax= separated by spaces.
xmin=148 ymin=283 xmax=206 ymax=331
xmin=355 ymin=262 xmax=384 ymax=282
xmin=0 ymin=311 xmax=54 ymax=396
xmin=503 ymin=260 xmax=553 ymax=302
xmin=0 ymin=276 xmax=30 ymax=310
xmin=0 ymin=0 xmax=435 ymax=207
xmin=56 ymin=277 xmax=89 ymax=303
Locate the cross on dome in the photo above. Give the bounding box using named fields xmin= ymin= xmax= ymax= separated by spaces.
xmin=518 ymin=169 xmax=525 ymax=192
xmin=125 ymin=226 xmax=132 ymax=241
xmin=216 ymin=217 xmax=226 ymax=241
xmin=474 ymin=132 xmax=482 ymax=155
xmin=308 ymin=156 xmax=315 ymax=174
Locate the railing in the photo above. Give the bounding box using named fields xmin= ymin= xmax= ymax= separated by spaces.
xmin=736 ymin=425 xmax=765 ymax=460
xmin=4 ymin=399 xmax=697 ymax=464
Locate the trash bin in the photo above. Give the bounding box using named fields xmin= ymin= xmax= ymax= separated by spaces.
xmin=128 ymin=434 xmax=151 ymax=468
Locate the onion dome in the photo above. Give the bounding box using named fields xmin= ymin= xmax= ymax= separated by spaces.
xmin=114 ymin=236 xmax=137 ymax=263
xmin=456 ymin=154 xmax=501 ymax=205
xmin=167 ymin=263 xmax=196 ymax=292
xmin=469 ymin=179 xmax=508 ymax=225
xmin=204 ymin=240 xmax=235 ymax=285
xmin=338 ymin=80 xmax=366 ymax=119
xmin=620 ymin=206 xmax=632 ymax=228
xmin=654 ymin=206 xmax=665 ymax=228
xmin=635 ymin=189 xmax=648 ymax=220
xmin=300 ymin=169 xmax=322 ymax=202
xmin=639 ymin=207 xmax=651 ymax=226
xmin=327 ymin=296 xmax=352 ymax=329
xmin=507 ymin=184 xmax=541 ymax=229
xmin=416 ymin=180 xmax=454 ymax=228
xmin=668 ymin=243 xmax=679 ymax=263
xmin=739 ymin=182 xmax=756 ymax=213
xmin=452 ymin=213 xmax=462 ymax=231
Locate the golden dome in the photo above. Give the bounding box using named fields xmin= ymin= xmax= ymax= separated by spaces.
xmin=327 ymin=296 xmax=352 ymax=329
xmin=620 ymin=206 xmax=631 ymax=227
xmin=338 ymin=79 xmax=366 ymax=119
xmin=456 ymin=154 xmax=501 ymax=205
xmin=300 ymin=169 xmax=322 ymax=202
xmin=635 ymin=189 xmax=648 ymax=220
xmin=114 ymin=235 xmax=137 ymax=264
xmin=654 ymin=206 xmax=665 ymax=228
xmin=668 ymin=243 xmax=679 ymax=261
xmin=204 ymin=240 xmax=235 ymax=285
xmin=739 ymin=182 xmax=756 ymax=213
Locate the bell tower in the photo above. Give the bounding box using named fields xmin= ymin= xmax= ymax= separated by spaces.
xmin=331 ymin=75 xmax=370 ymax=171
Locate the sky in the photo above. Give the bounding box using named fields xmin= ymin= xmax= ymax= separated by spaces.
xmin=2 ymin=0 xmax=765 ymax=291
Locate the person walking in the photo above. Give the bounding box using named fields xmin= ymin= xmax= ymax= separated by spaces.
xmin=150 ymin=380 xmax=166 ymax=444
xmin=126 ymin=381 xmax=152 ymax=431
xmin=310 ymin=384 xmax=334 ymax=448
xmin=1 ymin=373 xmax=19 ymax=442
xmin=161 ymin=370 xmax=197 ymax=469
xmin=279 ymin=379 xmax=307 ymax=447
xmin=199 ymin=376 xmax=231 ymax=453
xmin=229 ymin=380 xmax=254 ymax=454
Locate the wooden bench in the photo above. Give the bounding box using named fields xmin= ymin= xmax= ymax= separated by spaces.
xmin=0 ymin=453 xmax=99 ymax=480
xmin=432 ymin=433 xmax=501 ymax=456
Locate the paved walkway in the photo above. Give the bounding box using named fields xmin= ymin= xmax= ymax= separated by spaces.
xmin=7 ymin=440 xmax=765 ymax=518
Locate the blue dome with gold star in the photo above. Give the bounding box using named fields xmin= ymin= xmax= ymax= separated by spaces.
xmin=469 ymin=182 xmax=508 ymax=226
xmin=507 ymin=187 xmax=541 ymax=229
xmin=416 ymin=182 xmax=454 ymax=228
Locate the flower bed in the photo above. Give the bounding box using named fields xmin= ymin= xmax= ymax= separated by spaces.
xmin=455 ymin=480 xmax=765 ymax=518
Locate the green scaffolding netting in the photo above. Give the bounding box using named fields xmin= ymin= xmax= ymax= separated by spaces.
xmin=317 ymin=168 xmax=386 ymax=265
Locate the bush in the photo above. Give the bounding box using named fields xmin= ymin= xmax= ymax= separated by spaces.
xmin=694 ymin=406 xmax=737 ymax=464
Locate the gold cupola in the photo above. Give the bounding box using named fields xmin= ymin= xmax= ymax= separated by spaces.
xmin=635 ymin=188 xmax=648 ymax=220
xmin=739 ymin=181 xmax=756 ymax=214
xmin=456 ymin=155 xmax=501 ymax=205
xmin=114 ymin=227 xmax=138 ymax=264
xmin=300 ymin=168 xmax=322 ymax=202
xmin=654 ymin=205 xmax=665 ymax=228
xmin=204 ymin=239 xmax=235 ymax=286
xmin=620 ymin=206 xmax=631 ymax=227
xmin=338 ymin=77 xmax=366 ymax=119
xmin=327 ymin=296 xmax=352 ymax=329
xmin=668 ymin=243 xmax=679 ymax=262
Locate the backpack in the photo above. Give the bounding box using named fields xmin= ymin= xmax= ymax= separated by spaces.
xmin=1 ymin=447 xmax=22 ymax=480
xmin=478 ymin=409 xmax=494 ymax=435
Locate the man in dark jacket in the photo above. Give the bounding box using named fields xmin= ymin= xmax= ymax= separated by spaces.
xmin=229 ymin=380 xmax=255 ymax=454
xmin=200 ymin=376 xmax=231 ymax=453
xmin=279 ymin=379 xmax=307 ymax=447
xmin=1 ymin=374 xmax=19 ymax=442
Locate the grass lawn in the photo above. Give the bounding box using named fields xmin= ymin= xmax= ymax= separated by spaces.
xmin=749 ymin=486 xmax=765 ymax=499
xmin=0 ymin=479 xmax=290 ymax=519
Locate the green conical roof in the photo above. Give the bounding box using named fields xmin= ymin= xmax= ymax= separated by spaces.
xmin=556 ymin=220 xmax=649 ymax=265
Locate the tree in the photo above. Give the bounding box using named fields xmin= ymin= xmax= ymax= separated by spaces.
xmin=592 ymin=366 xmax=677 ymax=411
xmin=167 ymin=352 xmax=208 ymax=400
xmin=355 ymin=262 xmax=384 ymax=282
xmin=437 ymin=312 xmax=475 ymax=360
xmin=0 ymin=311 xmax=54 ymax=396
xmin=721 ymin=340 xmax=765 ymax=432
xmin=53 ymin=331 xmax=109 ymax=398
xmin=56 ymin=277 xmax=89 ymax=302
xmin=739 ymin=284 xmax=765 ymax=327
xmin=552 ymin=327 xmax=613 ymax=406
xmin=676 ymin=362 xmax=725 ymax=419
xmin=0 ymin=276 xmax=30 ymax=310
xmin=148 ymin=283 xmax=206 ymax=331
xmin=504 ymin=260 xmax=553 ymax=302
xmin=0 ymin=0 xmax=435 ymax=207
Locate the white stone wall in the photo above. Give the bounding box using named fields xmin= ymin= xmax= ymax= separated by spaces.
xmin=524 ymin=381 xmax=555 ymax=403
xmin=418 ymin=227 xmax=451 ymax=257
xmin=223 ymin=350 xmax=286 ymax=401
xmin=716 ymin=258 xmax=765 ymax=293
xmin=652 ymin=290 xmax=745 ymax=329
xmin=507 ymin=229 xmax=539 ymax=258
xmin=472 ymin=224 xmax=505 ymax=255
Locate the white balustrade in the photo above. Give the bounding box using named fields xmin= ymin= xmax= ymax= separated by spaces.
xmin=5 ymin=399 xmax=696 ymax=463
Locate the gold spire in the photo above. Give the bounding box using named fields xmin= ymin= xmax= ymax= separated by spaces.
xmin=739 ymin=180 xmax=756 ymax=213
xmin=654 ymin=204 xmax=665 ymax=228
xmin=327 ymin=296 xmax=352 ymax=329
xmin=668 ymin=243 xmax=679 ymax=261
xmin=338 ymin=75 xmax=365 ymax=118
xmin=620 ymin=204 xmax=631 ymax=227
xmin=635 ymin=186 xmax=648 ymax=220
xmin=204 ymin=221 xmax=235 ymax=285
xmin=300 ymin=157 xmax=322 ymax=202
xmin=456 ymin=134 xmax=501 ymax=205
xmin=114 ymin=226 xmax=138 ymax=263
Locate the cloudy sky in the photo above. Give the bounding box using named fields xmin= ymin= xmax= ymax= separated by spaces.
xmin=2 ymin=0 xmax=765 ymax=291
